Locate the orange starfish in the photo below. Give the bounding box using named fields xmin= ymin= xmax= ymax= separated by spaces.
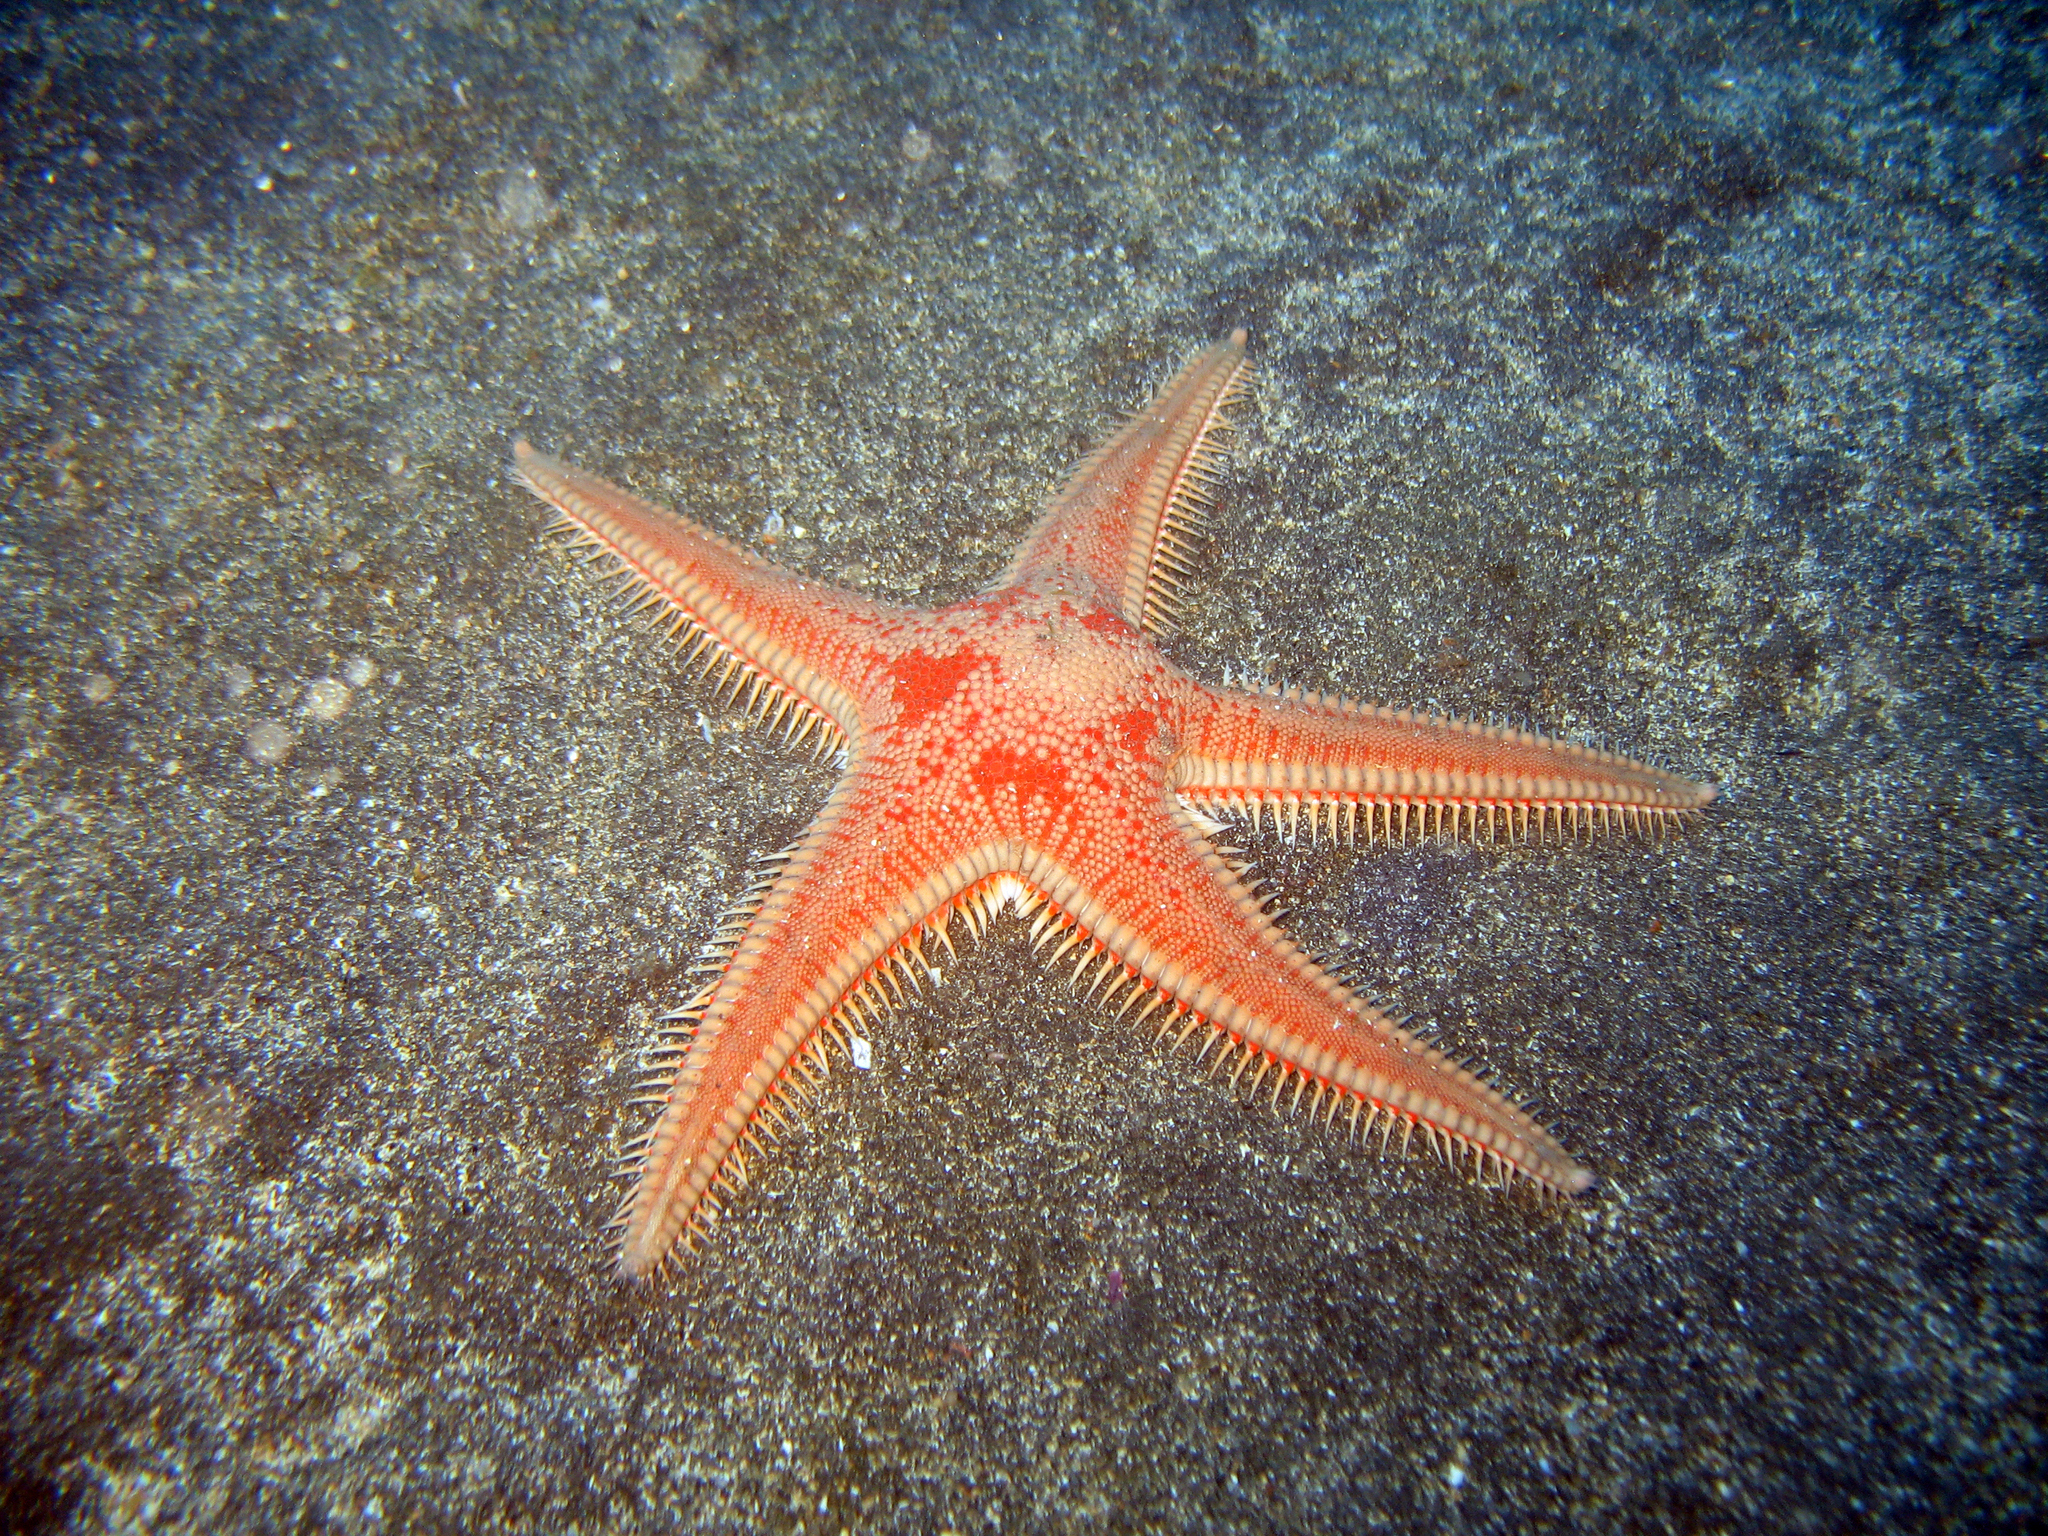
xmin=513 ymin=329 xmax=1716 ymax=1280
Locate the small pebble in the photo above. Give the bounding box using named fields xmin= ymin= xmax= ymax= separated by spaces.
xmin=332 ymin=315 xmax=355 ymax=334
xmin=495 ymin=167 xmax=551 ymax=231
xmin=221 ymin=663 xmax=255 ymax=701
xmin=303 ymin=678 xmax=353 ymax=721
xmin=341 ymin=656 xmax=378 ymax=688
xmin=980 ymin=146 xmax=1020 ymax=188
xmin=82 ymin=673 xmax=116 ymax=703
xmin=244 ymin=720 xmax=298 ymax=766
xmin=335 ymin=548 xmax=365 ymax=573
xmin=900 ymin=125 xmax=934 ymax=163
xmin=663 ymin=37 xmax=707 ymax=89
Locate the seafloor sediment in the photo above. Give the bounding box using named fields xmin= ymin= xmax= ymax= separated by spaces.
xmin=1 ymin=3 xmax=2041 ymax=1531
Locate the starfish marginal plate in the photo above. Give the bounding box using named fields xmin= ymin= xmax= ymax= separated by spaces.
xmin=512 ymin=329 xmax=1716 ymax=1280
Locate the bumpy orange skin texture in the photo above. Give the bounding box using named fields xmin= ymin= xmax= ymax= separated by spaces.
xmin=511 ymin=331 xmax=1716 ymax=1280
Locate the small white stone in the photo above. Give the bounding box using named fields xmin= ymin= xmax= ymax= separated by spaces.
xmin=494 ymin=167 xmax=551 ymax=231
xmin=663 ymin=36 xmax=706 ymax=89
xmin=221 ymin=663 xmax=255 ymax=701
xmin=302 ymin=678 xmax=353 ymax=721
xmin=341 ymin=656 xmax=378 ymax=688
xmin=82 ymin=673 xmax=116 ymax=703
xmin=900 ymin=125 xmax=934 ymax=163
xmin=849 ymin=1034 xmax=873 ymax=1070
xmin=980 ymin=146 xmax=1019 ymax=187
xmin=244 ymin=720 xmax=298 ymax=766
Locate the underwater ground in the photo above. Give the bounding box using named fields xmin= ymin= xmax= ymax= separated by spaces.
xmin=1 ymin=2 xmax=2042 ymax=1530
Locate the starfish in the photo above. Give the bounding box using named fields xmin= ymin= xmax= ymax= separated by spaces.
xmin=512 ymin=328 xmax=1716 ymax=1280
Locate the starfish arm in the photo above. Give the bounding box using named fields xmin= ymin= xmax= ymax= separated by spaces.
xmin=998 ymin=331 xmax=1251 ymax=636
xmin=513 ymin=442 xmax=888 ymax=747
xmin=1173 ymin=684 xmax=1717 ymax=842
xmin=611 ymin=767 xmax=1007 ymax=1279
xmin=1011 ymin=798 xmax=1593 ymax=1194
